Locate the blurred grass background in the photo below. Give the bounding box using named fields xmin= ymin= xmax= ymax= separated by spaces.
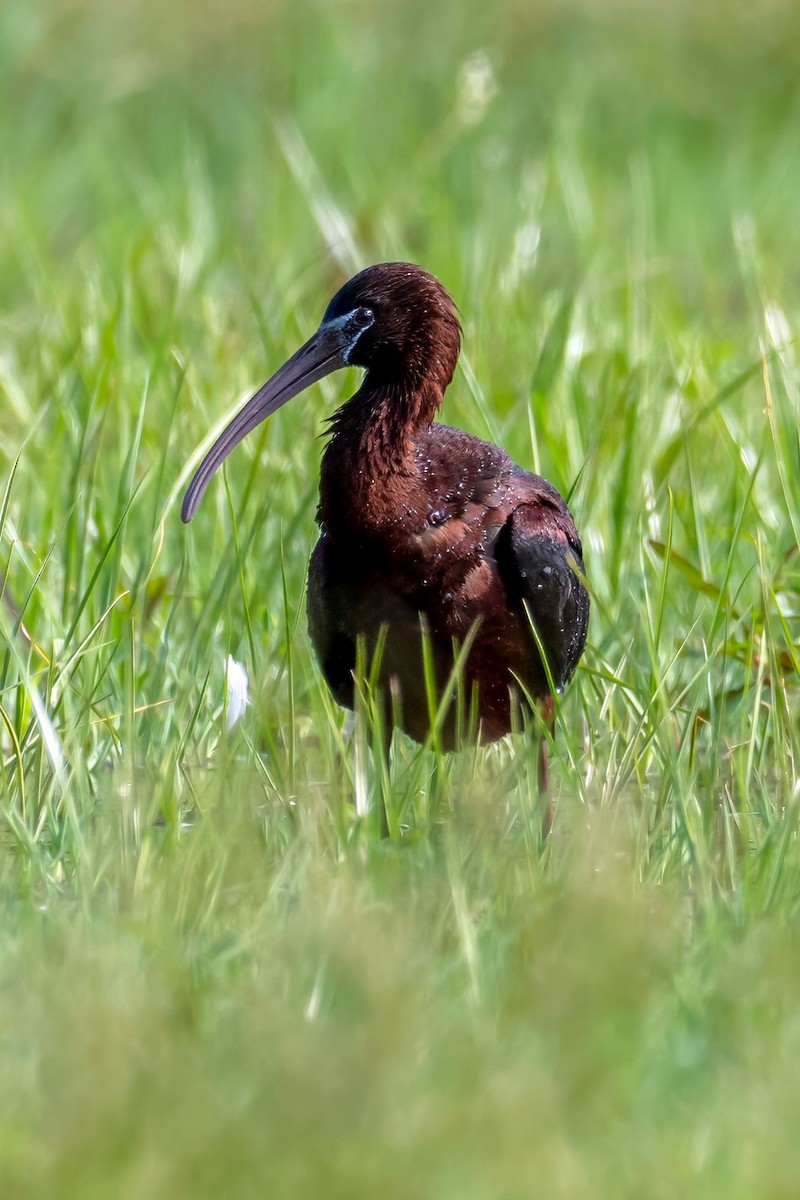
xmin=2 ymin=0 xmax=800 ymax=1195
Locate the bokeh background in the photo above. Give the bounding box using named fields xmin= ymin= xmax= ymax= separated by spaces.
xmin=2 ymin=1 xmax=800 ymax=1196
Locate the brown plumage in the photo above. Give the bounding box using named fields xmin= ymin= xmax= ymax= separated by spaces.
xmin=183 ymin=263 xmax=588 ymax=779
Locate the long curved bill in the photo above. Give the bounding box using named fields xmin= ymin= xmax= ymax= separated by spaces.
xmin=181 ymin=323 xmax=348 ymax=523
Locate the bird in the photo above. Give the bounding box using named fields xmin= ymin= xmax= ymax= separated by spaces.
xmin=182 ymin=263 xmax=589 ymax=828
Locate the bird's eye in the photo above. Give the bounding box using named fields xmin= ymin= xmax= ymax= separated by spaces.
xmin=354 ymin=307 xmax=374 ymax=328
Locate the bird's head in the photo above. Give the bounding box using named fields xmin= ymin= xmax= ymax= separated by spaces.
xmin=181 ymin=262 xmax=461 ymax=522
xmin=321 ymin=262 xmax=461 ymax=387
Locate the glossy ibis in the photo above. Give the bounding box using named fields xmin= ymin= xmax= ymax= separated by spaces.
xmin=182 ymin=263 xmax=589 ymax=826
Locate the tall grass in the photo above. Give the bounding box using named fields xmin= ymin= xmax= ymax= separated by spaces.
xmin=1 ymin=0 xmax=800 ymax=1194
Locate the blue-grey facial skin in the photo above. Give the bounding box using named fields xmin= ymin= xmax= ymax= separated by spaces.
xmin=321 ymin=307 xmax=375 ymax=363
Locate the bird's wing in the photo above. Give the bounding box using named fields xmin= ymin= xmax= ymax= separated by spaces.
xmin=494 ymin=498 xmax=589 ymax=691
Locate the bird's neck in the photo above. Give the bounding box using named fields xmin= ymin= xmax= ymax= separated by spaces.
xmin=318 ymin=376 xmax=443 ymax=539
xmin=326 ymin=375 xmax=443 ymax=472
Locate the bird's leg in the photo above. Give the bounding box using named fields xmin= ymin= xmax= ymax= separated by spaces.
xmin=351 ymin=635 xmax=392 ymax=839
xmin=538 ymin=694 xmax=556 ymax=840
xmin=374 ymin=702 xmax=392 ymax=839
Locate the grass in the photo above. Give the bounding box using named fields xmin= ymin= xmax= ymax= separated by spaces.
xmin=2 ymin=0 xmax=800 ymax=1193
